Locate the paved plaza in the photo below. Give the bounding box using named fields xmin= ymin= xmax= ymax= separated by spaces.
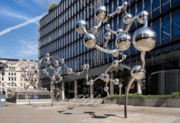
xmin=0 ymin=102 xmax=180 ymax=123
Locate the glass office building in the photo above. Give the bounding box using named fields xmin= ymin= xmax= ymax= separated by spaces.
xmin=39 ymin=0 xmax=180 ymax=98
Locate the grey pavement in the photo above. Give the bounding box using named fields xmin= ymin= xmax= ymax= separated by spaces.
xmin=0 ymin=102 xmax=180 ymax=123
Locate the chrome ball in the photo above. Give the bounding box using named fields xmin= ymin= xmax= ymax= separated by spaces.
xmin=60 ymin=58 xmax=64 ymax=64
xmin=58 ymin=76 xmax=62 ymax=81
xmin=112 ymin=51 xmax=119 ymax=58
xmin=67 ymin=68 xmax=73 ymax=74
xmin=27 ymin=72 xmax=31 ymax=76
xmin=116 ymin=29 xmax=123 ymax=35
xmin=123 ymin=14 xmax=132 ymax=24
xmin=132 ymin=27 xmax=156 ymax=52
xmin=25 ymin=77 xmax=30 ymax=82
xmin=112 ymin=60 xmax=119 ymax=68
xmin=104 ymin=86 xmax=109 ymax=92
xmin=100 ymin=73 xmax=110 ymax=83
xmin=82 ymin=64 xmax=89 ymax=70
xmin=104 ymin=32 xmax=111 ymax=40
xmin=95 ymin=6 xmax=107 ymax=20
xmin=87 ymin=80 xmax=94 ymax=85
xmin=44 ymin=56 xmax=51 ymax=65
xmin=105 ymin=24 xmax=110 ymax=30
xmin=137 ymin=11 xmax=149 ymax=24
xmin=92 ymin=26 xmax=99 ymax=34
xmin=51 ymin=75 xmax=56 ymax=81
xmin=83 ymin=33 xmax=97 ymax=48
xmin=123 ymin=1 xmax=128 ymax=9
xmin=115 ymin=32 xmax=131 ymax=51
xmin=34 ymin=69 xmax=40 ymax=75
xmin=116 ymin=6 xmax=123 ymax=14
xmin=32 ymin=78 xmax=36 ymax=82
xmin=131 ymin=65 xmax=145 ymax=80
xmin=113 ymin=78 xmax=119 ymax=85
xmin=75 ymin=20 xmax=87 ymax=34
xmin=53 ymin=60 xmax=59 ymax=67
xmin=56 ymin=67 xmax=62 ymax=72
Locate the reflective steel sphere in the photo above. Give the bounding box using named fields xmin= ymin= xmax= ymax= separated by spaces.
xmin=112 ymin=51 xmax=120 ymax=58
xmin=104 ymin=86 xmax=109 ymax=92
xmin=112 ymin=60 xmax=119 ymax=68
xmin=116 ymin=6 xmax=123 ymax=14
xmin=137 ymin=11 xmax=149 ymax=24
xmin=25 ymin=77 xmax=30 ymax=82
xmin=123 ymin=1 xmax=128 ymax=9
xmin=104 ymin=32 xmax=111 ymax=40
xmin=44 ymin=56 xmax=51 ymax=65
xmin=82 ymin=64 xmax=89 ymax=70
xmin=83 ymin=33 xmax=97 ymax=48
xmin=95 ymin=6 xmax=107 ymax=20
xmin=113 ymin=78 xmax=119 ymax=85
xmin=115 ymin=32 xmax=131 ymax=51
xmin=67 ymin=68 xmax=73 ymax=74
xmin=123 ymin=14 xmax=132 ymax=24
xmin=131 ymin=65 xmax=145 ymax=80
xmin=132 ymin=27 xmax=156 ymax=52
xmin=87 ymin=80 xmax=94 ymax=85
xmin=53 ymin=60 xmax=59 ymax=67
xmin=75 ymin=20 xmax=87 ymax=34
xmin=116 ymin=29 xmax=123 ymax=35
xmin=51 ymin=75 xmax=56 ymax=81
xmin=100 ymin=73 xmax=110 ymax=83
xmin=105 ymin=24 xmax=110 ymax=30
xmin=34 ymin=69 xmax=40 ymax=75
xmin=60 ymin=58 xmax=64 ymax=64
xmin=92 ymin=26 xmax=99 ymax=34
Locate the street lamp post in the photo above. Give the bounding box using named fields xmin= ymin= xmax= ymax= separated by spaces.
xmin=75 ymin=1 xmax=156 ymax=118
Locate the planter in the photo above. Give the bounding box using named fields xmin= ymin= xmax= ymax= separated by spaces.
xmin=103 ymin=98 xmax=180 ymax=107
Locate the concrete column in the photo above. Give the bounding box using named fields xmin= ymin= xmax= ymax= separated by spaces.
xmin=137 ymin=80 xmax=142 ymax=94
xmin=74 ymin=80 xmax=78 ymax=98
xmin=110 ymin=73 xmax=114 ymax=95
xmin=61 ymin=81 xmax=65 ymax=100
xmin=90 ymin=84 xmax=94 ymax=99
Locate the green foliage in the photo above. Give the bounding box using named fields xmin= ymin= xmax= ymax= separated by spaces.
xmin=171 ymin=92 xmax=180 ymax=98
xmin=106 ymin=92 xmax=180 ymax=99
xmin=48 ymin=3 xmax=57 ymax=12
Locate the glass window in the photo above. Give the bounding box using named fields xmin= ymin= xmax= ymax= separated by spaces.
xmin=162 ymin=14 xmax=170 ymax=44
xmin=144 ymin=0 xmax=151 ymax=15
xmin=152 ymin=0 xmax=160 ymax=17
xmin=137 ymin=1 xmax=143 ymax=13
xmin=172 ymin=9 xmax=180 ymax=40
xmin=152 ymin=19 xmax=161 ymax=46
xmin=161 ymin=0 xmax=170 ymax=13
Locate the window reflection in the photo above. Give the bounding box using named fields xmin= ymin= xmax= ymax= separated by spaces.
xmin=172 ymin=9 xmax=180 ymax=40
xmin=162 ymin=14 xmax=170 ymax=43
xmin=152 ymin=19 xmax=160 ymax=46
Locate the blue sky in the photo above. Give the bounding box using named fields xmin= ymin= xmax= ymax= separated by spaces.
xmin=0 ymin=0 xmax=60 ymax=60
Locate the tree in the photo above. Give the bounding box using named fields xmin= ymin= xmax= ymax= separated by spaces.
xmin=48 ymin=3 xmax=57 ymax=12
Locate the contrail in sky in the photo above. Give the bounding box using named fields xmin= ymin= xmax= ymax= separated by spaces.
xmin=0 ymin=13 xmax=46 ymax=36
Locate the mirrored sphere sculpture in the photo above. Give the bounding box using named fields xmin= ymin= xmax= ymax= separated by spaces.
xmin=75 ymin=1 xmax=156 ymax=119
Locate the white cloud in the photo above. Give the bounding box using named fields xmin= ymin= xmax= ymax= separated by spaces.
xmin=0 ymin=13 xmax=46 ymax=36
xmin=18 ymin=39 xmax=38 ymax=60
xmin=0 ymin=5 xmax=30 ymax=20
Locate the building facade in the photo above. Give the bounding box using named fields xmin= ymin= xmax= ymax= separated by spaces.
xmin=0 ymin=58 xmax=38 ymax=97
xmin=38 ymin=0 xmax=180 ymax=98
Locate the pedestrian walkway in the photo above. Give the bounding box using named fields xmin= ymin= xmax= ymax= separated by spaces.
xmin=0 ymin=102 xmax=180 ymax=123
